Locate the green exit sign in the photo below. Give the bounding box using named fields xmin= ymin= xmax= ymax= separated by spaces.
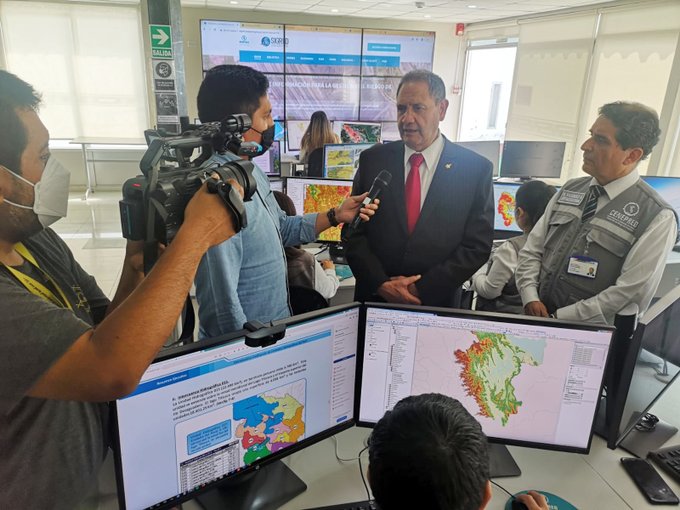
xmin=150 ymin=24 xmax=172 ymax=59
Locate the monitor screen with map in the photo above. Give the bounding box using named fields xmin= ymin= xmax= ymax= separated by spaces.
xmin=285 ymin=177 xmax=353 ymax=243
xmin=356 ymin=304 xmax=614 ymax=453
xmin=114 ymin=305 xmax=360 ymax=510
xmin=323 ymin=143 xmax=374 ymax=180
xmin=493 ymin=182 xmax=522 ymax=234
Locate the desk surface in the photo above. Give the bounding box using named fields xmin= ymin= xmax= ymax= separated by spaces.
xmin=94 ymin=380 xmax=680 ymax=510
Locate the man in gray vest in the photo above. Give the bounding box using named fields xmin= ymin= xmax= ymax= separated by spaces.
xmin=516 ymin=101 xmax=678 ymax=325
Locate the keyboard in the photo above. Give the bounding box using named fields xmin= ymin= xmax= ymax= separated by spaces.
xmin=649 ymin=444 xmax=680 ymax=484
xmin=302 ymin=500 xmax=378 ymax=510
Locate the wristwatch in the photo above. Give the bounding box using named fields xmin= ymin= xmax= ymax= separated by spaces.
xmin=327 ymin=207 xmax=340 ymax=227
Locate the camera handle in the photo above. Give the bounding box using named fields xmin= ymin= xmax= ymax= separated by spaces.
xmin=206 ymin=178 xmax=248 ymax=232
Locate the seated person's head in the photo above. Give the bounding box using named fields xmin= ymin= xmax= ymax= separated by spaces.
xmin=515 ymin=180 xmax=557 ymax=233
xmin=197 ymin=64 xmax=274 ymax=150
xmin=301 ymin=110 xmax=336 ymax=158
xmin=368 ymin=393 xmax=492 ymax=510
xmin=273 ymin=190 xmax=297 ymax=217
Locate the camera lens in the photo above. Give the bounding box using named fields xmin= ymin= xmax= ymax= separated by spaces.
xmin=212 ymin=159 xmax=257 ymax=201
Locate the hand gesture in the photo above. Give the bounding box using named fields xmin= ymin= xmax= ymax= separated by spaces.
xmin=377 ymin=275 xmax=422 ymax=305
xmin=335 ymin=192 xmax=380 ymax=224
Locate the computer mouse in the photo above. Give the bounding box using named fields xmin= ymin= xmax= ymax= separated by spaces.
xmin=511 ymin=499 xmax=528 ymax=510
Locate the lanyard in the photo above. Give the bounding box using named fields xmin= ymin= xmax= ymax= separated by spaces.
xmin=3 ymin=242 xmax=73 ymax=310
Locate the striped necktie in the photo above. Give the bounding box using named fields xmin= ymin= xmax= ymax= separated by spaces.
xmin=581 ymin=185 xmax=604 ymax=223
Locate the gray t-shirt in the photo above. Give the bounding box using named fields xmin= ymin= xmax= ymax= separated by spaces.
xmin=0 ymin=228 xmax=111 ymax=509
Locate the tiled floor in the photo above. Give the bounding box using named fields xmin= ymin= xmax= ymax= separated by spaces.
xmin=52 ymin=191 xmax=128 ymax=299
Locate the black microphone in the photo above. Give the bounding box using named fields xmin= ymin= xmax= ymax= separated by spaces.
xmin=349 ymin=170 xmax=391 ymax=229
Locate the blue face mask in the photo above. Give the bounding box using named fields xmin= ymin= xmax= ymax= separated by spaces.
xmin=2 ymin=157 xmax=71 ymax=228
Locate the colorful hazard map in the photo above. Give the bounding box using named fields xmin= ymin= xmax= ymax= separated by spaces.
xmin=304 ymin=184 xmax=352 ymax=241
xmin=497 ymin=192 xmax=516 ymax=228
xmin=454 ymin=332 xmax=542 ymax=425
xmin=233 ymin=381 xmax=306 ymax=465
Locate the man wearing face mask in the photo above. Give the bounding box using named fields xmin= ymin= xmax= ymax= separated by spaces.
xmin=194 ymin=65 xmax=378 ymax=337
xmin=0 ymin=71 xmax=243 ymax=508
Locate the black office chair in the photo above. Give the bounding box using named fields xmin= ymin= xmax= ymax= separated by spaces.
xmin=306 ymin=148 xmax=324 ymax=177
xmin=289 ymin=285 xmax=329 ymax=315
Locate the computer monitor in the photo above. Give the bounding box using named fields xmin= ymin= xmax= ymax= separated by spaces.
xmin=356 ymin=304 xmax=614 ymax=459
xmin=274 ymin=120 xmax=285 ymax=142
xmin=269 ymin=178 xmax=284 ymax=193
xmin=641 ymin=176 xmax=680 ymax=222
xmin=500 ymin=141 xmax=566 ymax=179
xmin=333 ymin=121 xmax=382 ymax=144
xmin=323 ymin=143 xmax=374 ymax=180
xmin=114 ymin=305 xmax=360 ymax=510
xmin=286 ymin=120 xmax=310 ymax=152
xmin=285 ymin=177 xmax=353 ymax=243
xmin=607 ymin=285 xmax=680 ymax=457
xmin=492 ymin=182 xmax=522 ymax=237
xmin=252 ymin=140 xmax=281 ymax=176
xmin=456 ymin=140 xmax=501 ymax=177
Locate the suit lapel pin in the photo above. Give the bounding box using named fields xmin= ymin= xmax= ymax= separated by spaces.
xmin=445 ymin=162 xmax=453 ymax=170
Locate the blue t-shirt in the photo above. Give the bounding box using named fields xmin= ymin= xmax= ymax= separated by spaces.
xmin=194 ymin=152 xmax=318 ymax=337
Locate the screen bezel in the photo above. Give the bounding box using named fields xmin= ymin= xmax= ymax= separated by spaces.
xmin=112 ymin=303 xmax=360 ymax=510
xmin=353 ymin=302 xmax=615 ymax=455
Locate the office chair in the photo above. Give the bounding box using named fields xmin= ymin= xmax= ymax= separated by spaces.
xmin=289 ymin=285 xmax=329 ymax=315
xmin=306 ymin=148 xmax=324 ymax=177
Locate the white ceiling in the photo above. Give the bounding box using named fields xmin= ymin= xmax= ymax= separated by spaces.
xmin=180 ymin=0 xmax=617 ymax=23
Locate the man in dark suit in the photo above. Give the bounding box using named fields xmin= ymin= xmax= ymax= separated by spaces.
xmin=344 ymin=70 xmax=494 ymax=307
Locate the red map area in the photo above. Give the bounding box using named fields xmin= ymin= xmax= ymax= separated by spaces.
xmin=240 ymin=429 xmax=266 ymax=449
xmin=497 ymin=192 xmax=516 ymax=227
xmin=454 ymin=337 xmax=495 ymax=419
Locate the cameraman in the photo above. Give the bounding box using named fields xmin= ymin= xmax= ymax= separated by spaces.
xmin=0 ymin=71 xmax=242 ymax=508
xmin=195 ymin=65 xmax=378 ymax=337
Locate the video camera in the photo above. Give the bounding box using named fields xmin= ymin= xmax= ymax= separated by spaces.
xmin=120 ymin=114 xmax=259 ymax=248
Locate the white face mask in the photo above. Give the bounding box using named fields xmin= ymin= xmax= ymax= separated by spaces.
xmin=2 ymin=157 xmax=71 ymax=228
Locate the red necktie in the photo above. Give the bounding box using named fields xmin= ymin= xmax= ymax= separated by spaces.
xmin=405 ymin=153 xmax=424 ymax=234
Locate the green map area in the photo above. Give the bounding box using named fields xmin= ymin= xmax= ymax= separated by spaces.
xmin=454 ymin=332 xmax=543 ymax=425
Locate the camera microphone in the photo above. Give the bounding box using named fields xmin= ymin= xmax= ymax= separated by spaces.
xmin=349 ymin=170 xmax=391 ymax=230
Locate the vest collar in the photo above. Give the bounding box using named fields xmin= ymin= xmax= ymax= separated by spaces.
xmin=589 ymin=169 xmax=639 ymax=201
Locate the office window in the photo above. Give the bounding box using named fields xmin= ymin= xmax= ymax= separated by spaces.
xmin=0 ymin=1 xmax=148 ymax=139
xmin=459 ymin=40 xmax=516 ymax=141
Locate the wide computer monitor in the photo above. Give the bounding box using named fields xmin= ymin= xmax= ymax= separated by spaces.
xmin=356 ymin=303 xmax=615 ymax=472
xmin=607 ymin=285 xmax=680 ymax=457
xmin=252 ymin=140 xmax=281 ymax=176
xmin=492 ymin=182 xmax=522 ymax=238
xmin=286 ymin=120 xmax=310 ymax=152
xmin=333 ymin=121 xmax=382 ymax=144
xmin=285 ymin=177 xmax=353 ymax=243
xmin=323 ymin=143 xmax=374 ymax=180
xmin=456 ymin=140 xmax=501 ymax=177
xmin=113 ymin=304 xmax=360 ymax=510
xmin=500 ymin=141 xmax=566 ymax=179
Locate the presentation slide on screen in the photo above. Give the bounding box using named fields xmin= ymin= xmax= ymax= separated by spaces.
xmin=285 ymin=75 xmax=360 ymax=121
xmin=362 ymin=29 xmax=435 ymax=76
xmin=359 ymin=308 xmax=612 ymax=449
xmin=116 ymin=308 xmax=359 ymax=510
xmin=359 ymin=77 xmax=400 ymax=121
xmin=201 ymin=21 xmax=285 ymax=73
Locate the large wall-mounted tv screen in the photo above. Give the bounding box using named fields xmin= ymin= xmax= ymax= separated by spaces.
xmin=361 ymin=29 xmax=435 ymax=76
xmin=201 ymin=20 xmax=284 ymax=73
xmin=284 ymin=26 xmax=362 ymax=76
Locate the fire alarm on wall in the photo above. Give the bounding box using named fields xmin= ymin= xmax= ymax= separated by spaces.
xmin=455 ymin=23 xmax=465 ymax=36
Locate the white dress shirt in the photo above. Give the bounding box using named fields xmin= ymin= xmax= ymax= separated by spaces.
xmin=403 ymin=133 xmax=445 ymax=208
xmin=471 ymin=239 xmax=521 ymax=299
xmin=516 ymin=169 xmax=678 ymax=324
xmin=313 ymin=263 xmax=340 ymax=300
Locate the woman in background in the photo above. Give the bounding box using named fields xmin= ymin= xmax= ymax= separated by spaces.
xmin=299 ymin=110 xmax=340 ymax=163
xmin=472 ymin=180 xmax=557 ymax=314
xmin=273 ymin=191 xmax=340 ymax=300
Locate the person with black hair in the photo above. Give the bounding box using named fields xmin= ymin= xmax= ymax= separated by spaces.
xmin=194 ymin=65 xmax=377 ymax=337
xmin=299 ymin=110 xmax=340 ymax=164
xmin=517 ymin=102 xmax=678 ymax=325
xmin=368 ymin=393 xmax=548 ymax=510
xmin=273 ymin=190 xmax=340 ymax=299
xmin=472 ymin=180 xmax=556 ymax=314
xmin=0 ymin=70 xmax=241 ymax=507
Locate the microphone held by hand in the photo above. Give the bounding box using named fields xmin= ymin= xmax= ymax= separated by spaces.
xmin=349 ymin=170 xmax=391 ymax=229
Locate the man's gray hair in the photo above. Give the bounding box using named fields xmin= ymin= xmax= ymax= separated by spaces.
xmin=397 ymin=70 xmax=446 ymax=103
